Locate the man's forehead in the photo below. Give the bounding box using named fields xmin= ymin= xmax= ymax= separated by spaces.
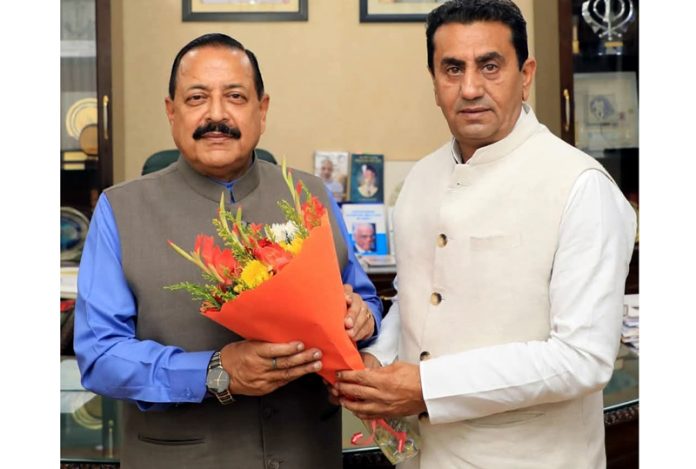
xmin=177 ymin=46 xmax=252 ymax=80
xmin=433 ymin=21 xmax=514 ymax=56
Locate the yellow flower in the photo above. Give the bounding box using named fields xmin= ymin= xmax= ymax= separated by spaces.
xmin=239 ymin=260 xmax=271 ymax=289
xmin=280 ymin=237 xmax=304 ymax=255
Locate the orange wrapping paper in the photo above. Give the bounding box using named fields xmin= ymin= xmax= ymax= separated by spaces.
xmin=203 ymin=213 xmax=365 ymax=385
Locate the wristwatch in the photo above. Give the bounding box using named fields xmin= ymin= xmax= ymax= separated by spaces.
xmin=206 ymin=351 xmax=235 ymax=405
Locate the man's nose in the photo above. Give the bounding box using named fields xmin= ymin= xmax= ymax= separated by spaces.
xmin=459 ymin=70 xmax=484 ymax=101
xmin=206 ymin=94 xmax=229 ymax=122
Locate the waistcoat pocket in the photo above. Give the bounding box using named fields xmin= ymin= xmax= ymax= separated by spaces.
xmin=137 ymin=434 xmax=205 ymax=446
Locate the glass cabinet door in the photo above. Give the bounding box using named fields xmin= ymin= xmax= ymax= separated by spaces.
xmin=559 ymin=0 xmax=639 ymax=293
xmin=60 ymin=0 xmax=112 ymax=219
xmin=60 ymin=0 xmax=111 ymax=266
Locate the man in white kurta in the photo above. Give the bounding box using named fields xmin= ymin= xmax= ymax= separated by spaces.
xmin=335 ymin=1 xmax=637 ymax=468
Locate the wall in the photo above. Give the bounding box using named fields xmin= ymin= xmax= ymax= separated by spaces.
xmin=111 ymin=0 xmax=535 ymax=183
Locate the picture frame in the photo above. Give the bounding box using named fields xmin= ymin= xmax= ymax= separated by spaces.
xmin=182 ymin=0 xmax=308 ymax=22
xmin=347 ymin=153 xmax=385 ymax=204
xmin=359 ymin=0 xmax=445 ymax=23
xmin=314 ymin=150 xmax=349 ymax=203
xmin=573 ymin=71 xmax=639 ymax=152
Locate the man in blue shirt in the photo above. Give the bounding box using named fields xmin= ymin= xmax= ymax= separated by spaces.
xmin=73 ymin=33 xmax=382 ymax=469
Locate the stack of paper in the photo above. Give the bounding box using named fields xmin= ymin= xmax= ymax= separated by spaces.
xmin=621 ymin=294 xmax=639 ymax=354
xmin=61 ymin=266 xmax=79 ymax=299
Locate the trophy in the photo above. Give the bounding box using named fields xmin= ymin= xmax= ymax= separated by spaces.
xmin=581 ymin=0 xmax=636 ymax=55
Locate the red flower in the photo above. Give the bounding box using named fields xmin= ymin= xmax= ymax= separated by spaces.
xmin=253 ymin=242 xmax=294 ymax=273
xmin=249 ymin=223 xmax=263 ymax=235
xmin=199 ymin=301 xmax=218 ymax=314
xmin=212 ymin=246 xmax=241 ymax=283
xmin=301 ymin=195 xmax=326 ymax=229
xmin=194 ymin=234 xmax=216 ymax=265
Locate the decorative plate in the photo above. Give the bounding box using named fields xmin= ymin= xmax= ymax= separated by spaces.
xmin=61 ymin=207 xmax=90 ymax=261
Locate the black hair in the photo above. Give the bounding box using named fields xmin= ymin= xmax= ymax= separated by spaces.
xmin=426 ymin=0 xmax=528 ymax=73
xmin=168 ymin=33 xmax=265 ymax=100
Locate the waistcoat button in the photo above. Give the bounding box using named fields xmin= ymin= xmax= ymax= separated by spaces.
xmin=430 ymin=292 xmax=442 ymax=305
xmin=437 ymin=233 xmax=448 ymax=247
xmin=419 ymin=351 xmax=431 ymax=361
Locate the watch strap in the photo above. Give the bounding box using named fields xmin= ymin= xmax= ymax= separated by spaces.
xmin=207 ymin=351 xmax=235 ymax=405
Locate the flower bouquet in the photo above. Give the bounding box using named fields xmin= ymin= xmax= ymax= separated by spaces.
xmin=166 ymin=160 xmax=419 ymax=463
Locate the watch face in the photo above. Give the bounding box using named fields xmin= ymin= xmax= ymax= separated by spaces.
xmin=206 ymin=368 xmax=230 ymax=394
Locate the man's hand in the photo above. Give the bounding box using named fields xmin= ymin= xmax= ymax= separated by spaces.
xmin=327 ymin=352 xmax=382 ymax=405
xmin=220 ymin=340 xmax=322 ymax=396
xmin=343 ymin=284 xmax=375 ymax=342
xmin=360 ymin=352 xmax=382 ymax=370
xmin=335 ymin=361 xmax=427 ymax=419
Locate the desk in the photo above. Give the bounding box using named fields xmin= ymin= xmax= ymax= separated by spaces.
xmin=60 ymin=345 xmax=638 ymax=468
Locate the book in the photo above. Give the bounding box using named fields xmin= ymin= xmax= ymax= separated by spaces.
xmin=341 ymin=203 xmax=389 ymax=255
xmin=387 ymin=206 xmax=396 ymax=256
xmin=313 ymin=151 xmax=349 ymax=202
xmin=347 ymin=153 xmax=384 ymax=203
xmin=358 ymin=254 xmax=397 ymax=274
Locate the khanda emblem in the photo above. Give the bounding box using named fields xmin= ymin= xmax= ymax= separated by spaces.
xmin=581 ymin=0 xmax=635 ymax=55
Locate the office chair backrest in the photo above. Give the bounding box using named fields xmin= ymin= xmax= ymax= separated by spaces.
xmin=141 ymin=148 xmax=277 ymax=176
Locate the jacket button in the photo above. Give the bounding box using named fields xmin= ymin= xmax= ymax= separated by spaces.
xmin=262 ymin=407 xmax=274 ymax=419
xmin=418 ymin=411 xmax=429 ymax=422
xmin=430 ymin=292 xmax=442 ymax=305
xmin=419 ymin=351 xmax=431 ymax=361
xmin=437 ymin=233 xmax=448 ymax=247
xmin=266 ymin=459 xmax=280 ymax=469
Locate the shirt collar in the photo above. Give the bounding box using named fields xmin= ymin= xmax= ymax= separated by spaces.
xmin=450 ymin=103 xmax=538 ymax=165
xmin=176 ymin=150 xmax=262 ymax=204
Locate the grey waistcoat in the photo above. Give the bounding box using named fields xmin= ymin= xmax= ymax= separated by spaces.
xmin=105 ymin=156 xmax=349 ymax=469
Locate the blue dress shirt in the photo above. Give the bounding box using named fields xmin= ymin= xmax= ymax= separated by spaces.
xmin=74 ymin=178 xmax=382 ymax=411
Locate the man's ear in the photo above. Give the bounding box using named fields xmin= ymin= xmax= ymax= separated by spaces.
xmin=165 ymin=96 xmax=175 ymax=126
xmin=430 ymin=68 xmax=442 ymax=107
xmin=259 ymin=93 xmax=270 ymax=135
xmin=521 ymin=57 xmax=537 ymax=102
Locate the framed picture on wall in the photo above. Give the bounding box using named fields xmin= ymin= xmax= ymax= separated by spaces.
xmin=359 ymin=0 xmax=446 ymax=23
xmin=573 ymin=71 xmax=639 ymax=152
xmin=182 ymin=0 xmax=308 ymax=22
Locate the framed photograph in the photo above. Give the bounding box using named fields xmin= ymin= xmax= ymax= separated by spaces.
xmin=573 ymin=71 xmax=638 ymax=152
xmin=341 ymin=204 xmax=389 ymax=255
xmin=314 ymin=151 xmax=349 ymax=202
xmin=359 ymin=0 xmax=446 ymax=23
xmin=348 ymin=153 xmax=385 ymax=203
xmin=182 ymin=0 xmax=308 ymax=22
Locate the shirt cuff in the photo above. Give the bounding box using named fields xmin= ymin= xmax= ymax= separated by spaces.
xmin=136 ymin=350 xmax=214 ymax=412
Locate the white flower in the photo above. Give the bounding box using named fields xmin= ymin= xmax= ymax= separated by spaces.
xmin=269 ymin=221 xmax=298 ymax=243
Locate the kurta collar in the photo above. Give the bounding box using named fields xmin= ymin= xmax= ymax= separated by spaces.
xmin=176 ymin=151 xmax=262 ymax=204
xmin=450 ymin=103 xmax=539 ymax=166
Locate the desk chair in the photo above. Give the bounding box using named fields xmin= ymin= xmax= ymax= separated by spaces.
xmin=141 ymin=148 xmax=277 ymax=176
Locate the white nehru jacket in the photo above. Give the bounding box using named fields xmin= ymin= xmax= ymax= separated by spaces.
xmin=364 ymin=105 xmax=637 ymax=469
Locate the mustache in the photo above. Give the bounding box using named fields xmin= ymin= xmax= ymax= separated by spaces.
xmin=192 ymin=121 xmax=242 ymax=140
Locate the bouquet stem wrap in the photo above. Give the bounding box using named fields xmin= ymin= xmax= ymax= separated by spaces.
xmin=352 ymin=417 xmax=421 ymax=465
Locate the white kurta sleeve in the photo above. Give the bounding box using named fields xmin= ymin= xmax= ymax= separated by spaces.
xmin=361 ymin=278 xmax=401 ymax=366
xmin=419 ymin=169 xmax=637 ymax=424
